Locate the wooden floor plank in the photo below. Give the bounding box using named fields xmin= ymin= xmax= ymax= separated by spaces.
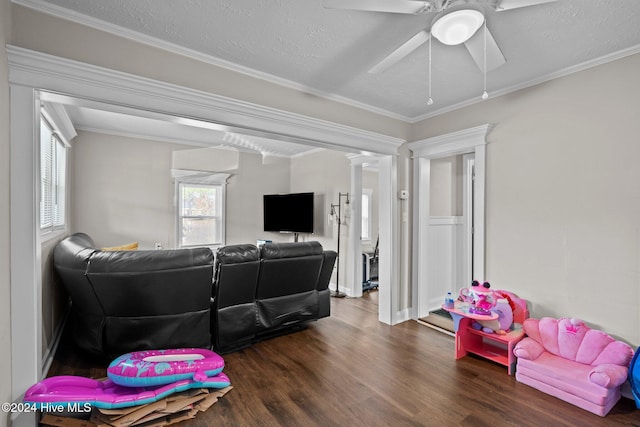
xmin=45 ymin=291 xmax=639 ymax=426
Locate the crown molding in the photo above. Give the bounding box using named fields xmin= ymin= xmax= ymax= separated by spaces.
xmin=410 ymin=43 xmax=640 ymax=123
xmin=8 ymin=46 xmax=405 ymax=156
xmin=12 ymin=0 xmax=413 ymax=123
xmin=41 ymin=101 xmax=77 ymax=143
xmin=72 ymin=125 xmax=216 ymax=149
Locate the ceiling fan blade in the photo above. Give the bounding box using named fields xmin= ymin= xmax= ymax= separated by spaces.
xmin=323 ymin=0 xmax=432 ymax=15
xmin=368 ymin=30 xmax=430 ymax=74
xmin=464 ymin=26 xmax=506 ymax=72
xmin=496 ymin=0 xmax=558 ymax=11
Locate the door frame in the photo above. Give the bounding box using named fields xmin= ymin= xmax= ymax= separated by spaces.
xmin=7 ymin=45 xmax=404 ymax=400
xmin=408 ymin=125 xmax=492 ymax=319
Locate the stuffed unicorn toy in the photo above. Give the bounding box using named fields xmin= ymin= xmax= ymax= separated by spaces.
xmin=472 ymin=297 xmax=514 ymax=335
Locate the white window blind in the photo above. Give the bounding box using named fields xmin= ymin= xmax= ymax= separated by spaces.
xmin=178 ymin=183 xmax=223 ymax=247
xmin=40 ymin=117 xmax=67 ymax=232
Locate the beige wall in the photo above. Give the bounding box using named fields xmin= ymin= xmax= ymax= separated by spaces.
xmin=41 ymin=235 xmax=67 ymax=360
xmin=73 ymin=131 xmax=196 ymax=248
xmin=290 ymin=150 xmax=351 ymax=286
xmin=171 ymin=145 xmax=292 ymax=246
xmin=10 ymin=4 xmax=410 ymax=140
xmin=411 ymin=53 xmax=640 ymax=345
xmin=73 ymin=131 xmax=293 ymax=249
xmin=290 ymin=149 xmax=351 ymax=250
xmin=0 ymin=0 xmax=11 ymax=425
xmin=226 ymin=153 xmax=291 ymax=245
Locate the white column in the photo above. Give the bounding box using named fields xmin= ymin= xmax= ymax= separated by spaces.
xmin=411 ymin=156 xmax=432 ymax=318
xmin=348 ymin=163 xmax=363 ymax=298
xmin=473 ymin=144 xmax=486 ymax=280
xmin=378 ymin=155 xmax=398 ymax=324
xmin=10 ymin=85 xmax=42 ymax=400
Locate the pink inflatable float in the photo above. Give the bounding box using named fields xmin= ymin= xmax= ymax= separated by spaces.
xmin=24 ymin=348 xmax=230 ymax=409
xmin=107 ymin=348 xmax=225 ymax=387
xmin=23 ymin=372 xmax=230 ymax=409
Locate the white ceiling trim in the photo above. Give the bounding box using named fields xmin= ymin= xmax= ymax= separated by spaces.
xmin=290 ymin=147 xmax=325 ymax=159
xmin=171 ymin=169 xmax=232 ymax=185
xmin=8 ymin=45 xmax=404 ymax=155
xmin=12 ymin=0 xmax=412 ymax=122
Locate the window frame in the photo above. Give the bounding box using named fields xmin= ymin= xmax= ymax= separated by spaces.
xmin=173 ymin=170 xmax=231 ymax=250
xmin=361 ymin=188 xmax=373 ymax=243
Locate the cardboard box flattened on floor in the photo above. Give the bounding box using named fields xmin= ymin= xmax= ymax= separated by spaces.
xmin=39 ymin=386 xmax=232 ymax=427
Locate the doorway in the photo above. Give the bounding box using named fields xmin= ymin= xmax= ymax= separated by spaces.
xmin=408 ymin=125 xmax=492 ymax=322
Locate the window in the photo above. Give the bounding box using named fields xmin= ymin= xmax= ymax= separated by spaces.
xmin=174 ymin=171 xmax=230 ymax=248
xmin=361 ymin=189 xmax=372 ymax=242
xmin=40 ymin=116 xmax=67 ymax=233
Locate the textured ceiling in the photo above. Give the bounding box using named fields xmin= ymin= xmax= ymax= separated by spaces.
xmin=25 ymin=0 xmax=640 ymax=121
xmin=21 ymin=0 xmax=640 ymax=156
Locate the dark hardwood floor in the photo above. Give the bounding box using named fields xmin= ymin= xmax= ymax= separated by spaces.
xmin=48 ymin=292 xmax=639 ymax=426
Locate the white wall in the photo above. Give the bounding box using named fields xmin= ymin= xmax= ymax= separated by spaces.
xmin=0 ymin=0 xmax=12 ymax=425
xmin=411 ymin=53 xmax=640 ymax=345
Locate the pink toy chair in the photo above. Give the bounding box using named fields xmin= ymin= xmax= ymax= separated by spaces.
xmin=514 ymin=317 xmax=634 ymax=416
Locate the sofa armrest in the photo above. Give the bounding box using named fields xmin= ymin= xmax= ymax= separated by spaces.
xmin=513 ymin=337 xmax=545 ymax=360
xmin=589 ymin=364 xmax=629 ymax=388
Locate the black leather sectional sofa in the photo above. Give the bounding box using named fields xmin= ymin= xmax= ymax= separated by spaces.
xmin=53 ymin=233 xmax=336 ymax=357
xmin=53 ymin=233 xmax=214 ymax=357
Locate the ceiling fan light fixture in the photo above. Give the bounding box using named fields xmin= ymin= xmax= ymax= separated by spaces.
xmin=431 ymin=9 xmax=485 ymax=45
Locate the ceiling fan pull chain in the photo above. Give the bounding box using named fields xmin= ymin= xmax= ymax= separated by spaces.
xmin=482 ymin=19 xmax=489 ymax=100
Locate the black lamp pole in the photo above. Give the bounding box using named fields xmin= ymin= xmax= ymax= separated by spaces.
xmin=331 ymin=192 xmax=349 ymax=298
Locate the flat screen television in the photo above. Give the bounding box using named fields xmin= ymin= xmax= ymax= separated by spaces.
xmin=263 ymin=192 xmax=314 ymax=234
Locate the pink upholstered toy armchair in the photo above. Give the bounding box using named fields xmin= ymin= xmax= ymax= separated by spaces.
xmin=513 ymin=317 xmax=634 ymax=417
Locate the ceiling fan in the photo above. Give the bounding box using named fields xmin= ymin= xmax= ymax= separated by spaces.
xmin=323 ymin=0 xmax=559 ymax=74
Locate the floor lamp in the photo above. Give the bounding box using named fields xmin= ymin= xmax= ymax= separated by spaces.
xmin=330 ymin=192 xmax=349 ymax=298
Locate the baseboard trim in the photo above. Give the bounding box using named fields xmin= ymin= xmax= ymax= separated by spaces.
xmin=416 ymin=319 xmax=455 ymax=337
xmin=394 ymin=308 xmax=412 ymax=324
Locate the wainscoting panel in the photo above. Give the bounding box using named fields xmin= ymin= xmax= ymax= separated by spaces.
xmin=426 ymin=217 xmax=463 ymax=310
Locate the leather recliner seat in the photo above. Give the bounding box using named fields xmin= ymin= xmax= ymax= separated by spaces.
xmin=211 ymin=242 xmax=336 ymax=353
